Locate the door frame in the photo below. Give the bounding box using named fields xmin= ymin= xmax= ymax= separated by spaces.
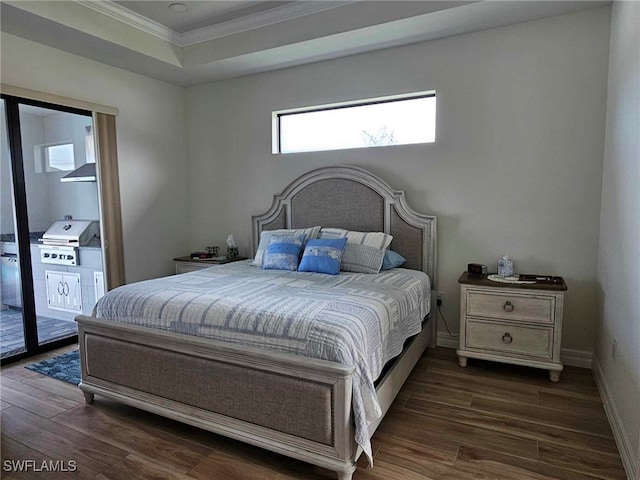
xmin=1 ymin=92 xmax=123 ymax=364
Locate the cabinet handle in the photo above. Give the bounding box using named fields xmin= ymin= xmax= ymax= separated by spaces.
xmin=502 ymin=332 xmax=513 ymax=344
xmin=63 ymin=282 xmax=70 ymax=295
xmin=503 ymin=300 xmax=515 ymax=312
xmin=57 ymin=282 xmax=64 ymax=295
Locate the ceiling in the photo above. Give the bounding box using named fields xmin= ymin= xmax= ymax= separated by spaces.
xmin=0 ymin=1 xmax=609 ymax=87
xmin=113 ymin=1 xmax=295 ymax=33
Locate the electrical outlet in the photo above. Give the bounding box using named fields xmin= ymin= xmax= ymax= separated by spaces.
xmin=612 ymin=338 xmax=618 ymax=360
xmin=437 ymin=291 xmax=444 ymax=306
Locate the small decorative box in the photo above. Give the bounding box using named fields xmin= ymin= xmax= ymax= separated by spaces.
xmin=468 ymin=263 xmax=488 ymax=275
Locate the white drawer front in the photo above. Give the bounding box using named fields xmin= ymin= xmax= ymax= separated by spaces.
xmin=467 ymin=291 xmax=554 ymax=324
xmin=175 ymin=263 xmax=209 ymax=274
xmin=465 ymin=319 xmax=553 ymax=359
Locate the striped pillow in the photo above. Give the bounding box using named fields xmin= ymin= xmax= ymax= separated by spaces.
xmin=318 ymin=228 xmax=393 ymax=273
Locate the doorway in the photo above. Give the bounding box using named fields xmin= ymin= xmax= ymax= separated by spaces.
xmin=1 ymin=95 xmax=105 ymax=362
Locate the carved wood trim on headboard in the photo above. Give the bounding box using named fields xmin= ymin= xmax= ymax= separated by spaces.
xmin=252 ymin=166 xmax=437 ymax=288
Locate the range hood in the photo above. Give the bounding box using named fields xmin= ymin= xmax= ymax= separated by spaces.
xmin=60 ymin=163 xmax=96 ymax=183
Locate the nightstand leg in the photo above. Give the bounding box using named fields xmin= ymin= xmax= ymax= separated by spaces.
xmin=458 ymin=356 xmax=468 ymax=368
xmin=83 ymin=391 xmax=95 ymax=403
xmin=549 ymin=370 xmax=561 ymax=383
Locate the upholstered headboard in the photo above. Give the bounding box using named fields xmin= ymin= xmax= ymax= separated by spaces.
xmin=252 ymin=166 xmax=437 ymax=288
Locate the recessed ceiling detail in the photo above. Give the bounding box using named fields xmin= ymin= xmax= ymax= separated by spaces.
xmin=0 ymin=0 xmax=609 ymax=86
xmin=168 ymin=3 xmax=189 ymax=14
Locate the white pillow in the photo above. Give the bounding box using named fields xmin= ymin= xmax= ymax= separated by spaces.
xmin=252 ymin=226 xmax=321 ymax=267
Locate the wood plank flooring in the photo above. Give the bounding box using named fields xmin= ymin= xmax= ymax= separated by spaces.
xmin=0 ymin=345 xmax=627 ymax=480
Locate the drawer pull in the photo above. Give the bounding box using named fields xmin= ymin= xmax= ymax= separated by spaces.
xmin=503 ymin=301 xmax=515 ymax=312
xmin=502 ymin=332 xmax=513 ymax=344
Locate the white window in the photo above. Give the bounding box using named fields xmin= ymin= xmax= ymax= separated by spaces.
xmin=45 ymin=143 xmax=75 ymax=171
xmin=34 ymin=142 xmax=75 ymax=173
xmin=273 ymin=92 xmax=436 ymax=154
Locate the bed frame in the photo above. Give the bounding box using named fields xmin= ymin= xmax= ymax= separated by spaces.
xmin=76 ymin=165 xmax=437 ymax=480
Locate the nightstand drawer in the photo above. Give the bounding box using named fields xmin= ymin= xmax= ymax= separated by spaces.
xmin=467 ymin=291 xmax=555 ymax=324
xmin=173 ymin=256 xmax=248 ymax=275
xmin=175 ymin=263 xmax=208 ymax=274
xmin=466 ymin=319 xmax=553 ymax=359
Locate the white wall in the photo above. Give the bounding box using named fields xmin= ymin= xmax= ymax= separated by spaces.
xmin=1 ymin=32 xmax=190 ymax=282
xmin=41 ymin=112 xmax=99 ymax=224
xmin=0 ymin=111 xmax=51 ymax=233
xmin=596 ymin=1 xmax=640 ymax=476
xmin=186 ymin=7 xmax=611 ymax=354
xmin=20 ymin=113 xmax=50 ymax=232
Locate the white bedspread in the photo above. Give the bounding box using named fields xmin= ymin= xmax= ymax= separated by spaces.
xmin=94 ymin=260 xmax=431 ymax=462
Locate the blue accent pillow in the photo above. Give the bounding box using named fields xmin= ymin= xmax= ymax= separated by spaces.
xmin=262 ymin=234 xmax=306 ymax=271
xmin=381 ymin=250 xmax=406 ymax=270
xmin=252 ymin=226 xmax=320 ymax=267
xmin=298 ymin=238 xmax=348 ymax=275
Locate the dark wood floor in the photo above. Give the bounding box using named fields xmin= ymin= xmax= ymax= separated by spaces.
xmin=0 ymin=345 xmax=627 ymax=480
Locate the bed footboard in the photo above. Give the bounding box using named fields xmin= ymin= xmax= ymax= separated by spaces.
xmin=76 ymin=313 xmax=433 ymax=480
xmin=76 ymin=315 xmax=357 ymax=478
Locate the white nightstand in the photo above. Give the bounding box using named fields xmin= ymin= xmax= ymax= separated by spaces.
xmin=173 ymin=256 xmax=248 ymax=274
xmin=457 ymin=272 xmax=567 ymax=382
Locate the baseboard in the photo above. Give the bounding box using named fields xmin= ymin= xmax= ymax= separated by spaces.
xmin=436 ymin=332 xmax=459 ymax=349
xmin=592 ymin=355 xmax=637 ymax=480
xmin=436 ymin=333 xmax=593 ymax=368
xmin=560 ymin=348 xmax=593 ymax=369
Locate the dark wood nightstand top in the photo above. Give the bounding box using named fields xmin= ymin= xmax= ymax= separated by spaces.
xmin=458 ymin=272 xmax=567 ymax=291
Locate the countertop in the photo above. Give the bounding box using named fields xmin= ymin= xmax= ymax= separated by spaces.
xmin=0 ymin=232 xmax=102 ymax=250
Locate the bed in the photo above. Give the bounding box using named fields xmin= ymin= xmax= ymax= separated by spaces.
xmin=76 ymin=165 xmax=437 ymax=480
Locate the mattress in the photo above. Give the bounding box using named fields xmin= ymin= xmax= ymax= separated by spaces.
xmin=94 ymin=260 xmax=431 ymax=461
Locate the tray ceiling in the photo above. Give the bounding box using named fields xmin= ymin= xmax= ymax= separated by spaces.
xmin=0 ymin=1 xmax=609 ymax=86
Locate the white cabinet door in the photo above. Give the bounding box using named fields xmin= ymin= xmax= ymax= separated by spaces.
xmin=45 ymin=271 xmax=66 ymax=310
xmin=63 ymin=273 xmax=82 ymax=312
xmin=45 ymin=270 xmax=82 ymax=313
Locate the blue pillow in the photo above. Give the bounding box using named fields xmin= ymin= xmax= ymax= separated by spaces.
xmin=262 ymin=234 xmax=306 ymax=271
xmin=381 ymin=250 xmax=406 ymax=270
xmin=299 ymin=238 xmax=348 ymax=275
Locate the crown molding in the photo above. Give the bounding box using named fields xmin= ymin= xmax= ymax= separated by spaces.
xmin=180 ymin=1 xmax=355 ymax=47
xmin=75 ymin=1 xmax=181 ymax=45
xmin=74 ymin=0 xmax=355 ymax=48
